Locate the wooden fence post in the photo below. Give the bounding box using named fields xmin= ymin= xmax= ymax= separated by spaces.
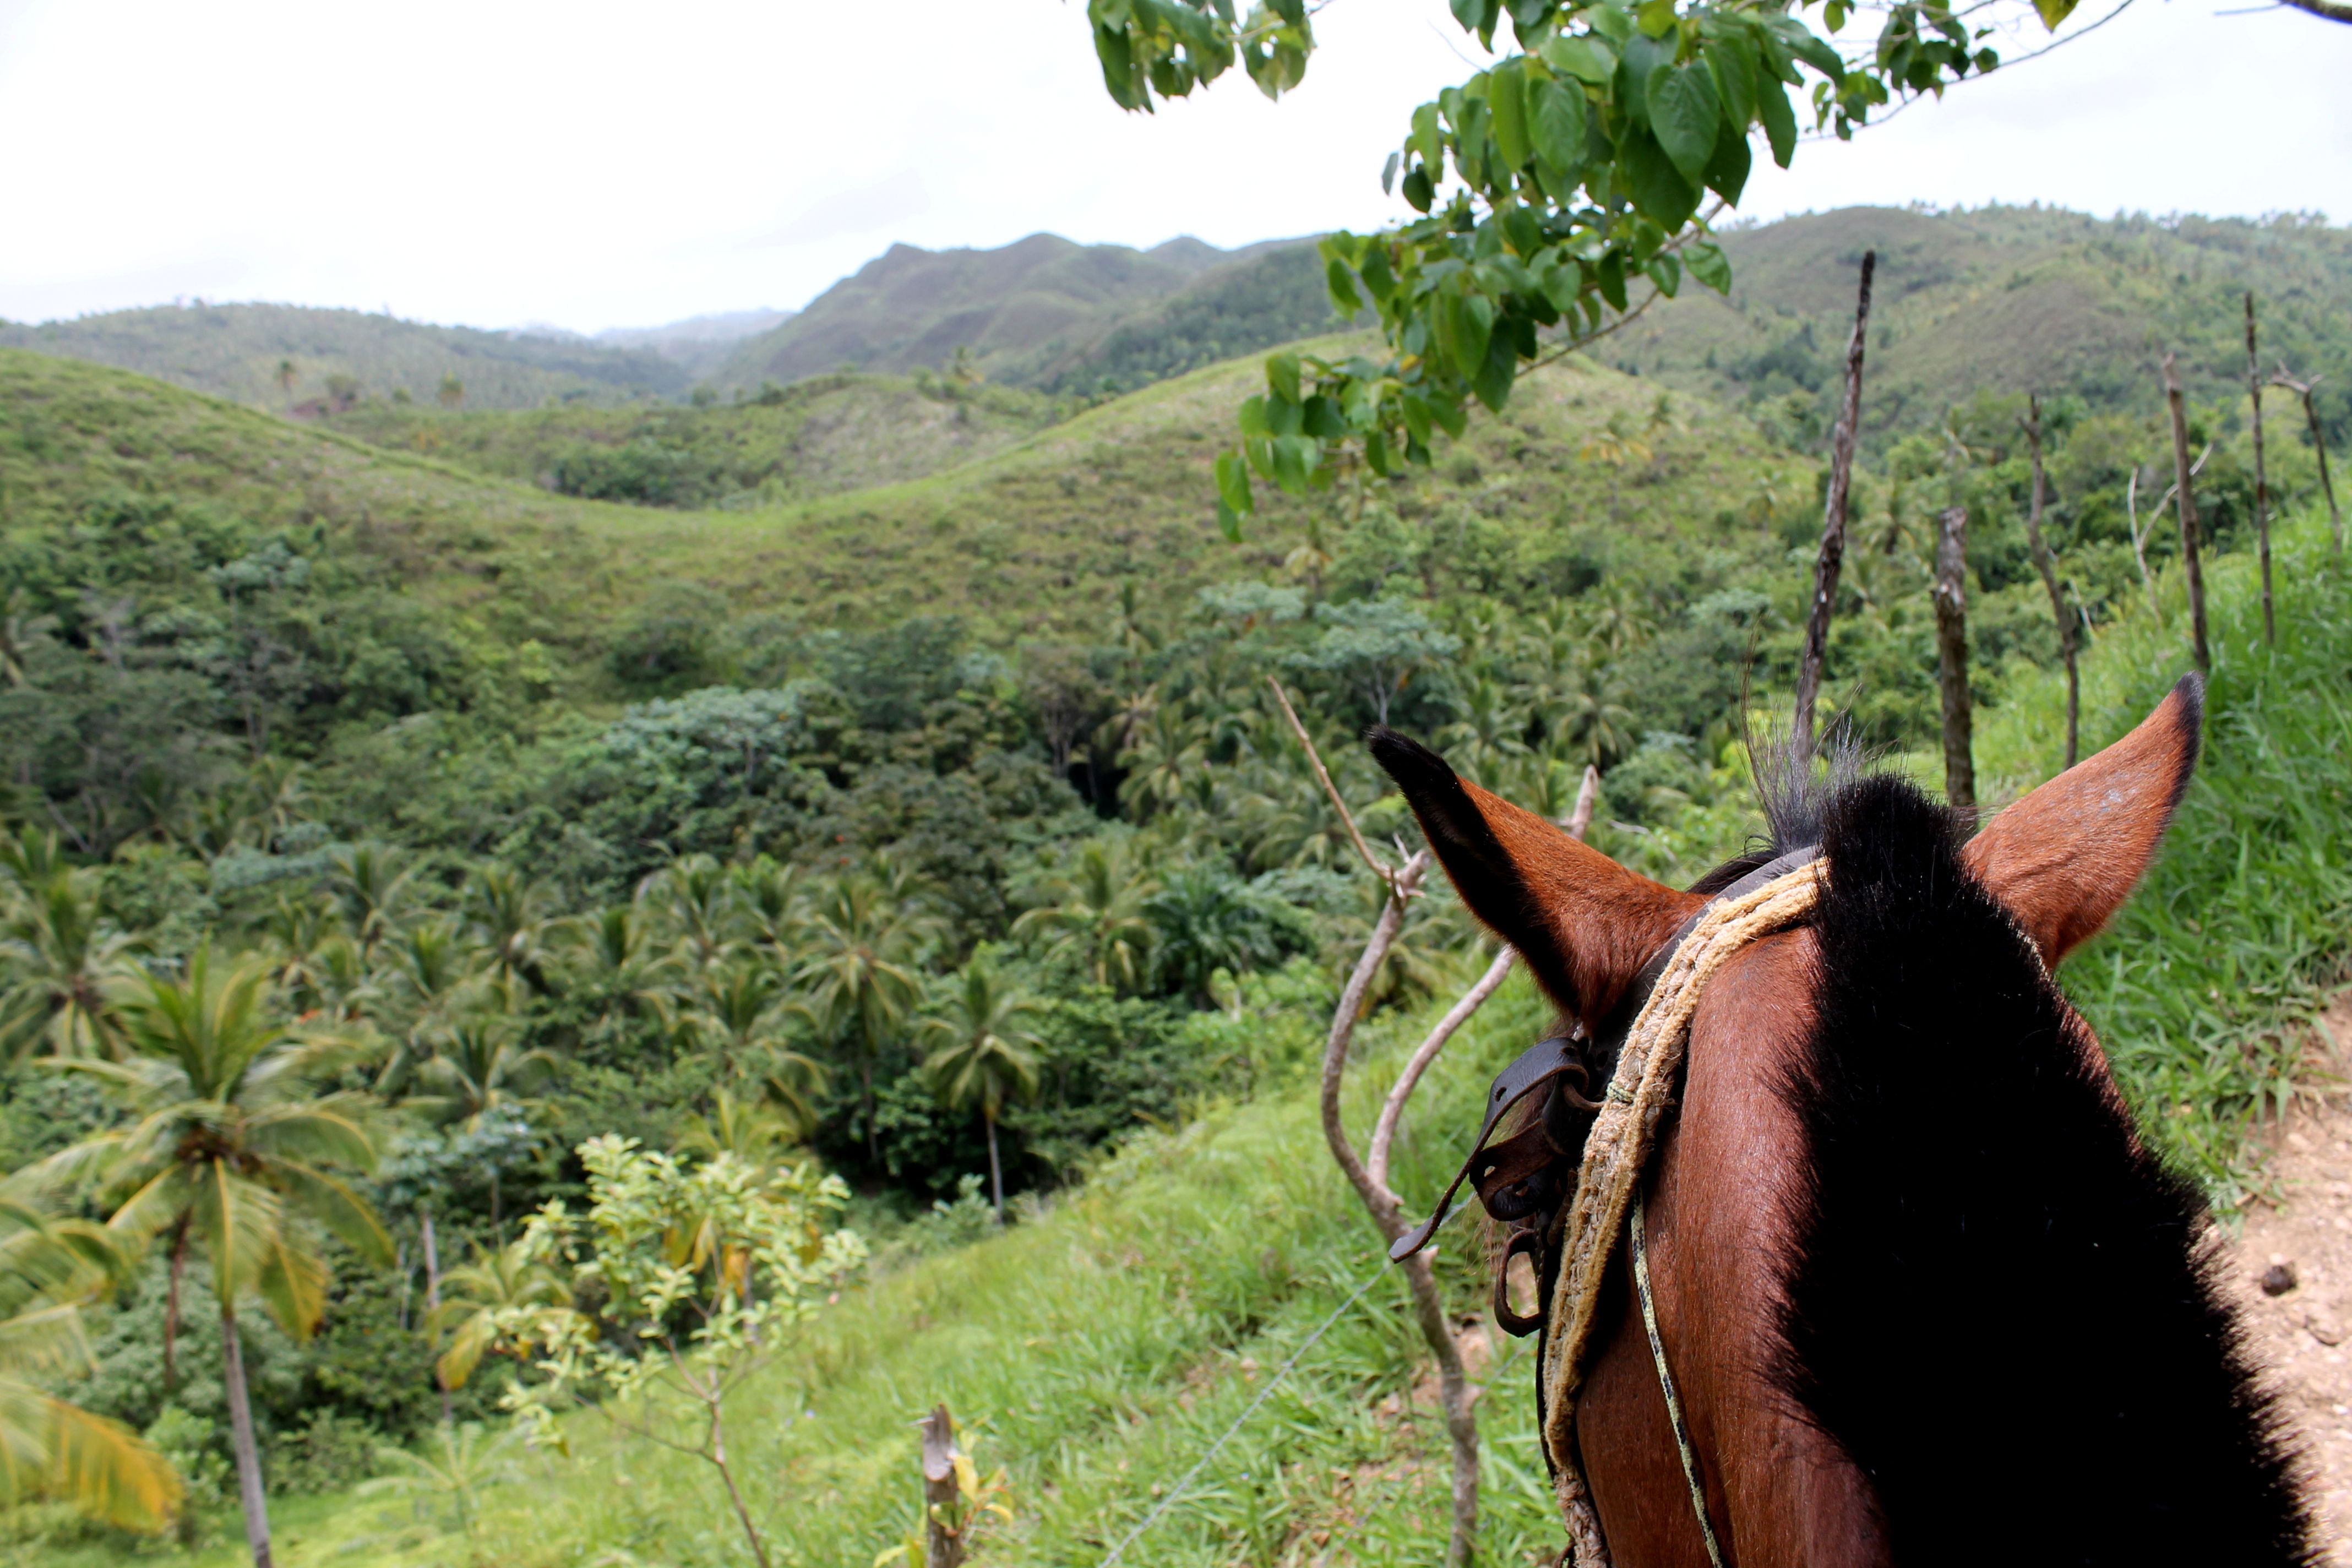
xmin=2245 ymin=294 xmax=2275 ymax=645
xmin=2162 ymin=353 xmax=2212 ymax=671
xmin=1794 ymin=249 xmax=1876 ymax=757
xmin=1933 ymin=506 xmax=1975 ymax=814
xmin=919 ymin=1403 xmax=966 ymax=1568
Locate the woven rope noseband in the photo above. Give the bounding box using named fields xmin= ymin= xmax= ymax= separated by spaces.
xmin=1542 ymin=863 xmax=1823 ymax=1567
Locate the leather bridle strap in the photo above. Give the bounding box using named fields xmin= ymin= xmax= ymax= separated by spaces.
xmin=1391 ymin=842 xmax=1821 ymax=1266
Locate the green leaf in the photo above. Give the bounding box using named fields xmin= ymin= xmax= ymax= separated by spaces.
xmin=1635 ymin=0 xmax=1677 ymax=37
xmin=1596 ymin=250 xmax=1629 ymax=312
xmin=1092 ymin=23 xmax=1142 ymax=111
xmin=1529 ymin=75 xmax=1588 ymax=173
xmin=1411 ymin=102 xmax=1445 ymax=179
xmin=1402 ymin=164 xmax=1435 ymax=213
xmin=1302 ymin=395 xmax=1350 ymax=439
xmin=1618 ymin=126 xmax=1699 ymax=231
xmin=1238 ymin=395 xmax=1272 ymax=437
xmin=1472 ymin=326 xmax=1517 ymax=412
xmin=1757 ymin=80 xmax=1796 ymax=167
xmin=1245 ymin=434 xmax=1276 ymax=478
xmin=1647 ymin=62 xmax=1721 ymax=182
xmin=1325 ymin=257 xmax=1365 ymax=317
xmin=1360 ymin=244 xmax=1397 ymax=302
xmin=2033 ymin=0 xmax=2078 ymax=26
xmin=1645 ymin=253 xmax=1681 ymax=298
xmin=1213 ymin=449 xmax=1253 ymax=518
xmin=1703 ymin=112 xmax=1751 ymax=203
xmin=1540 ymin=34 xmax=1616 ymax=85
xmin=1400 ymin=392 xmax=1435 ymax=448
xmin=1488 ymin=58 xmax=1531 ymax=170
xmin=1685 ymin=239 xmax=1733 ymax=293
xmin=1270 ymin=434 xmax=1317 ymax=496
xmin=1614 ymin=31 xmax=1674 ymax=130
xmin=1456 ymin=291 xmax=1495 ymax=380
xmin=1266 ymin=350 xmax=1302 ymax=405
xmin=1381 ymin=150 xmax=1400 ymax=194
xmin=1430 ymin=396 xmax=1469 ymax=439
xmin=1704 ymin=36 xmax=1757 ymax=127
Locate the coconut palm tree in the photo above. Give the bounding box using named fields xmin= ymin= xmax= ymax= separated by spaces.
xmin=465 ymin=864 xmax=560 ymax=995
xmin=37 ymin=949 xmax=390 ymax=1568
xmin=794 ymin=868 xmax=931 ymax=1162
xmin=1013 ymin=841 xmax=1158 ymax=990
xmin=919 ymin=960 xmax=1043 ymax=1222
xmin=683 ymin=967 xmax=826 ymax=1136
xmin=413 ymin=1009 xmax=558 ymax=1237
xmin=356 ymin=1422 xmax=521 ymax=1545
xmin=0 ymin=1195 xmax=181 ymax=1530
xmin=426 ymin=1240 xmax=570 ymax=1393
xmin=0 ymin=836 xmax=144 ymax=1060
xmin=329 ymin=843 xmax=412 ymax=961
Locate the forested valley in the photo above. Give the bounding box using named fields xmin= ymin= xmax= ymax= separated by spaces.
xmin=3 ymin=201 xmax=2349 ymax=1567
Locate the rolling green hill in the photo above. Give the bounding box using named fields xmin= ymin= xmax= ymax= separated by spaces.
xmin=713 ymin=233 xmax=1344 ymax=394
xmin=1618 ymin=205 xmax=2352 ymax=451
xmin=318 ymin=372 xmax=1064 ymax=510
xmin=0 ymin=303 xmax=690 ymax=413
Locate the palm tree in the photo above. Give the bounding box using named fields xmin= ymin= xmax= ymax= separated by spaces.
xmin=727 ymin=856 xmax=804 ymax=961
xmin=375 ymin=919 xmax=478 ymax=1096
xmin=39 ymin=949 xmax=390 ymax=1568
xmin=426 ymin=1241 xmax=569 ymax=1393
xmin=330 ymin=844 xmax=412 ymax=961
xmin=0 ymin=836 xmax=144 ymax=1060
xmin=415 ymin=1010 xmax=557 ymax=1237
xmin=644 ymin=855 xmax=739 ymax=973
xmin=919 ymin=961 xmax=1043 ymax=1222
xmin=465 ymin=864 xmax=559 ymax=995
xmin=794 ymin=869 xmax=930 ymax=1162
xmin=356 ymin=1422 xmax=521 ymax=1545
xmin=1013 ymin=841 xmax=1157 ymax=990
xmin=0 ymin=1195 xmax=182 ymax=1530
xmin=683 ymin=967 xmax=826 ymax=1136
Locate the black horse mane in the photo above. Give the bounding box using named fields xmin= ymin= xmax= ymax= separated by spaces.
xmin=1772 ymin=773 xmax=2314 ymax=1564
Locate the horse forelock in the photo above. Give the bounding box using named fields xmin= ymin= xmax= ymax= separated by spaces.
xmin=1759 ymin=772 xmax=2315 ymax=1566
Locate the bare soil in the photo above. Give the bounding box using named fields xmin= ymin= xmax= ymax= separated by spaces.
xmin=2227 ymin=993 xmax=2352 ymax=1559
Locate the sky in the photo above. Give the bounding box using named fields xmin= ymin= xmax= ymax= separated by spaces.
xmin=1 ymin=0 xmax=2346 ymax=335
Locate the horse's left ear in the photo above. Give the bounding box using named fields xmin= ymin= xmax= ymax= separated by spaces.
xmin=1370 ymin=728 xmax=1704 ymax=1025
xmin=1962 ymin=673 xmax=2204 ymax=968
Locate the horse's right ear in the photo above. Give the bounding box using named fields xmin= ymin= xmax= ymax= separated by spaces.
xmin=1369 ymin=728 xmax=1703 ymax=1026
xmin=1962 ymin=673 xmax=2204 ymax=968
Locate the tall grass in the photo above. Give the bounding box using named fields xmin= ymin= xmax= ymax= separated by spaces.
xmin=1978 ymin=503 xmax=2352 ymax=1202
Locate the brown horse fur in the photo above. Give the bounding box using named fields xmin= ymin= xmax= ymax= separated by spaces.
xmin=1372 ymin=674 xmax=2318 ymax=1567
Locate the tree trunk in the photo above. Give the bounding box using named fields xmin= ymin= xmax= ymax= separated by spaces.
xmin=1933 ymin=506 xmax=1976 ymax=815
xmin=220 ymin=1305 xmax=274 ymax=1568
xmin=2162 ymin=353 xmax=2212 ymax=671
xmin=861 ymin=1054 xmax=879 ymax=1163
xmin=2246 ymin=294 xmax=2275 ymax=645
xmin=164 ymin=1217 xmax=189 ymax=1396
xmin=705 ymin=1395 xmax=772 ymax=1568
xmin=984 ymin=1110 xmax=1004 ymax=1224
xmin=2019 ymin=397 xmax=2079 ymax=767
xmin=1793 ymin=248 xmax=1876 ymax=757
xmin=422 ymin=1207 xmax=453 ymax=1425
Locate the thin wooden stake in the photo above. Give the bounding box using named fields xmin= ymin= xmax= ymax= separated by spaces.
xmin=919 ymin=1404 xmax=966 ymax=1568
xmin=2019 ymin=397 xmax=2079 ymax=767
xmin=2162 ymin=352 xmax=2212 ymax=672
xmin=2246 ymin=294 xmax=2275 ymax=644
xmin=2273 ymin=368 xmax=2342 ymax=558
xmin=1794 ymin=249 xmax=1876 ymax=758
xmin=1268 ymin=677 xmax=1396 ymax=892
xmin=1932 ymin=505 xmax=1976 ymax=814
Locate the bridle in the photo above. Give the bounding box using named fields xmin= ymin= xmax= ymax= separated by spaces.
xmin=1393 ymin=842 xmax=1822 ymax=1566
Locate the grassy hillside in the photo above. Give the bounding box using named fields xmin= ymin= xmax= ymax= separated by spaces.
xmin=1619 ymin=206 xmax=2352 ymax=451
xmin=33 ymin=505 xmax=2343 ymax=1568
xmin=319 ymin=372 xmax=1065 ymax=509
xmin=0 ymin=303 xmax=689 ymax=412
xmin=714 ymin=233 xmax=1338 ymax=394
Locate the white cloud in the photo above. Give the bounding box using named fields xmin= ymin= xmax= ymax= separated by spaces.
xmin=0 ymin=0 xmax=2344 ymax=333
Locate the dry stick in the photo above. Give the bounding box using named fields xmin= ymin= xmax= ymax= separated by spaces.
xmin=2125 ymin=468 xmax=2160 ymax=619
xmin=2246 ymin=294 xmax=2276 ymax=644
xmin=1273 ymin=692 xmax=1474 ymax=1567
xmin=1793 ymin=249 xmax=1876 ymax=760
xmin=2162 ymin=352 xmax=2213 ymax=672
xmin=2273 ymin=368 xmax=2342 ymax=557
xmin=1366 ymin=765 xmax=1600 ymax=1192
xmin=2019 ymin=396 xmax=2079 ymax=767
xmin=1932 ymin=505 xmax=1976 ymax=815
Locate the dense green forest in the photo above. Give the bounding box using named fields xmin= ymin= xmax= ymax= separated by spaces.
xmin=2 ymin=203 xmax=2349 ymax=1567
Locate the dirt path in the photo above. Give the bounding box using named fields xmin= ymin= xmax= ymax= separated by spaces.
xmin=2226 ymin=992 xmax=2352 ymax=1558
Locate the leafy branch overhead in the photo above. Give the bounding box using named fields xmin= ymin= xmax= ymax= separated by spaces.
xmin=1088 ymin=0 xmax=2059 ymax=535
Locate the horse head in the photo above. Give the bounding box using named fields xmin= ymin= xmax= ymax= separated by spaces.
xmin=1374 ymin=675 xmax=2316 ymax=1568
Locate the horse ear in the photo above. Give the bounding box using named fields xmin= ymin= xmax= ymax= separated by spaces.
xmin=1962 ymin=673 xmax=2204 ymax=968
xmin=1369 ymin=728 xmax=1703 ymax=1025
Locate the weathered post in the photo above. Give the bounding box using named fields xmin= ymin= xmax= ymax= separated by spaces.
xmin=1793 ymin=249 xmax=1876 ymax=758
xmin=1933 ymin=506 xmax=1975 ymax=814
xmin=2245 ymin=294 xmax=2274 ymax=644
xmin=2272 ymin=368 xmax=2342 ymax=559
xmin=919 ymin=1404 xmax=966 ymax=1568
xmin=2162 ymin=353 xmax=2212 ymax=671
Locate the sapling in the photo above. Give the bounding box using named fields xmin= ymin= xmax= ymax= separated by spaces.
xmin=486 ymin=1135 xmax=864 ymax=1568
